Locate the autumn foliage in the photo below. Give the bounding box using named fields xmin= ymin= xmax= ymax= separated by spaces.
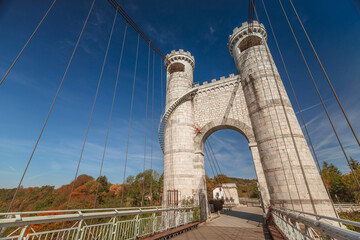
xmin=0 ymin=170 xmax=163 ymax=213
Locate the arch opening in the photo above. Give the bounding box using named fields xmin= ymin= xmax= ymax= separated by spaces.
xmin=202 ymin=129 xmax=259 ymax=206
xmin=194 ymin=119 xmax=256 ymax=153
xmin=168 ymin=62 xmax=185 ymax=74
xmin=239 ymin=35 xmax=262 ymax=52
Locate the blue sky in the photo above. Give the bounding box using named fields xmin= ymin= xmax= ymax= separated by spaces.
xmin=0 ymin=0 xmax=359 ymax=188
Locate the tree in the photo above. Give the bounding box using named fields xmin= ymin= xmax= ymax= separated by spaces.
xmin=205 ymin=175 xmax=215 ymax=198
xmin=321 ymin=161 xmax=349 ymax=202
xmin=126 ymin=176 xmax=134 ymax=184
xmin=248 ymin=182 xmax=259 ymax=199
xmin=214 ymin=174 xmax=230 ymax=184
xmin=350 ymin=157 xmax=360 ymax=171
xmin=342 ymin=158 xmax=360 ymax=203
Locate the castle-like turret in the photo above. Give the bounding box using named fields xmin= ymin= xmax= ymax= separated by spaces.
xmin=163 ymin=50 xmax=201 ymax=208
xmin=228 ymin=21 xmax=336 ymax=216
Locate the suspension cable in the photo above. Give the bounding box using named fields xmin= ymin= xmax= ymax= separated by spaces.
xmin=93 ymin=9 xmax=121 ymax=208
xmin=106 ymin=0 xmax=165 ymax=59
xmin=204 ymin=146 xmax=216 ymax=179
xmin=203 ymin=144 xmax=218 ymax=199
xmin=204 ymin=141 xmax=229 ymax=199
xmin=205 ymin=140 xmax=234 ymax=199
xmin=206 ymin=141 xmax=222 ymax=180
xmin=277 ymin=0 xmax=360 ymax=190
xmin=203 ymin=142 xmax=219 ymax=189
xmin=67 ymin=0 xmax=119 ymax=208
xmin=0 ymin=0 xmax=57 ymax=87
xmin=149 ymin=50 xmax=155 ymax=206
xmin=160 ymin=58 xmax=164 ymax=113
xmin=287 ymin=0 xmax=359 ymax=147
xmin=204 ymin=142 xmax=218 ymax=178
xmin=260 ymin=0 xmax=339 ymax=218
xmin=121 ymin=34 xmax=140 ymax=205
xmin=7 ymin=0 xmax=96 ymax=213
xmin=141 ymin=43 xmax=151 ymax=207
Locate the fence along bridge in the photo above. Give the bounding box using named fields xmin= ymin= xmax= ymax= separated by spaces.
xmin=0 ymin=0 xmax=360 ymax=239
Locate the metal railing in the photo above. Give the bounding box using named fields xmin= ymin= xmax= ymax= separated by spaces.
xmin=238 ymin=198 xmax=261 ymax=207
xmin=334 ymin=203 xmax=360 ymax=212
xmin=0 ymin=206 xmax=195 ymax=239
xmin=271 ymin=207 xmax=360 ymax=240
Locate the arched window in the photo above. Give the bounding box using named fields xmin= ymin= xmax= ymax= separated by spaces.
xmin=239 ymin=35 xmax=262 ymax=52
xmin=168 ymin=62 xmax=185 ymax=74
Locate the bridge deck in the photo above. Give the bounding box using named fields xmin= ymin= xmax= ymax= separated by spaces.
xmin=173 ymin=207 xmax=271 ymax=240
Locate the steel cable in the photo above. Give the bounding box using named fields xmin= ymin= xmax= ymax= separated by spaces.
xmin=141 ymin=43 xmax=151 ymax=207
xmin=204 ymin=147 xmax=217 ymax=179
xmin=160 ymin=60 xmax=164 ymax=113
xmin=0 ymin=0 xmax=57 ymax=87
xmin=67 ymin=0 xmax=119 ymax=208
xmin=7 ymin=0 xmax=96 ymax=212
xmin=287 ymin=0 xmax=360 ymax=147
xmin=121 ymin=34 xmax=141 ymax=205
xmin=205 ymin=140 xmax=235 ymax=200
xmin=277 ymin=0 xmax=360 ymax=190
xmin=93 ymin=9 xmax=124 ymax=208
xmin=149 ymin=50 xmax=155 ymax=205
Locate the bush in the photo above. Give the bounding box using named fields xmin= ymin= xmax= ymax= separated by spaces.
xmin=209 ymin=199 xmax=224 ymax=212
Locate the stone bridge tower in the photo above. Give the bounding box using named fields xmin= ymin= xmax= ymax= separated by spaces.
xmin=161 ymin=21 xmax=337 ymax=220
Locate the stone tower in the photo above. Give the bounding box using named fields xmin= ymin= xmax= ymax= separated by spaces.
xmin=228 ymin=21 xmax=336 ymax=216
xmin=161 ymin=21 xmax=337 ymax=219
xmin=163 ymin=50 xmax=201 ymax=206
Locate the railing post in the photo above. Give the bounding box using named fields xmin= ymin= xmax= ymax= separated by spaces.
xmin=133 ymin=214 xmax=139 ymax=239
xmin=18 ymin=225 xmax=28 ymax=240
xmin=152 ymin=212 xmax=156 ymax=235
xmin=175 ymin=210 xmax=178 ymax=228
xmin=74 ymin=220 xmax=83 ymax=240
xmin=165 ymin=211 xmax=169 ymax=231
xmin=111 ymin=216 xmax=117 ymax=240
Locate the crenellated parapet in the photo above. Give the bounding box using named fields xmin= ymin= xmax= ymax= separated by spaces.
xmin=194 ymin=74 xmax=240 ymax=94
xmin=164 ymin=49 xmax=195 ymax=71
xmin=228 ymin=21 xmax=267 ymax=57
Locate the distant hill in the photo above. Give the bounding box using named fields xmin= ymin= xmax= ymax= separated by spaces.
xmin=205 ymin=174 xmax=259 ymax=199
xmin=229 ymin=177 xmax=259 ymax=199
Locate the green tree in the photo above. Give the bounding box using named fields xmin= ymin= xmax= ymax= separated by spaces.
xmin=248 ymin=182 xmax=259 ymax=199
xmin=321 ymin=161 xmax=349 ymax=202
xmin=342 ymin=158 xmax=360 ymax=203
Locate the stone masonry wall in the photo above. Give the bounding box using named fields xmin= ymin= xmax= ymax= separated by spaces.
xmin=193 ymin=74 xmax=251 ymax=129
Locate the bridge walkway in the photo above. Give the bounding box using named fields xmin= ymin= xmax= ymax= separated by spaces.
xmin=173 ymin=207 xmax=272 ymax=240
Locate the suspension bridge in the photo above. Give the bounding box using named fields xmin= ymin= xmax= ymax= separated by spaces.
xmin=0 ymin=0 xmax=360 ymax=239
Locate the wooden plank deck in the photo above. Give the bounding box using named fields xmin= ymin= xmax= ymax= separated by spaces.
xmin=172 ymin=207 xmax=273 ymax=240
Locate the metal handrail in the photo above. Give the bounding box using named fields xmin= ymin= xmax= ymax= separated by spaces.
xmin=0 ymin=206 xmax=168 ymax=217
xmin=0 ymin=207 xmax=193 ymax=228
xmin=274 ymin=207 xmax=360 ymax=228
xmin=272 ymin=207 xmax=360 ymax=240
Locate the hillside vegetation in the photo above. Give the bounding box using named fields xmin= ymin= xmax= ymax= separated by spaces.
xmin=1 ymin=158 xmax=360 ymax=213
xmin=0 ymin=170 xmax=162 ymax=212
